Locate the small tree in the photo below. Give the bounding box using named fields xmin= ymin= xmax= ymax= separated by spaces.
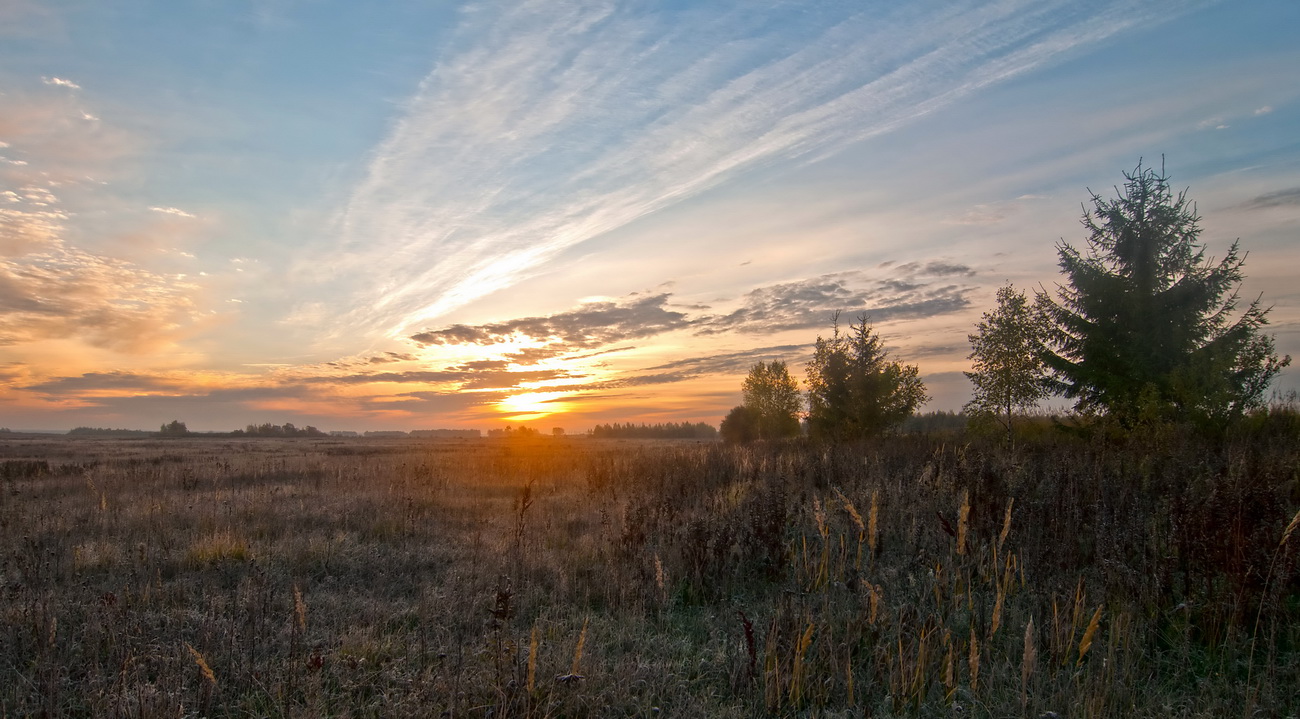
xmin=720 ymin=405 xmax=760 ymax=444
xmin=1040 ymin=160 xmax=1290 ymax=426
xmin=741 ymin=360 xmax=802 ymax=440
xmin=964 ymin=283 xmax=1050 ymax=443
xmin=805 ymin=314 xmax=928 ymax=441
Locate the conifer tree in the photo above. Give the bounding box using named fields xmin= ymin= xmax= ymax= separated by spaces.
xmin=805 ymin=314 xmax=927 ymax=440
xmin=1040 ymin=161 xmax=1289 ymax=425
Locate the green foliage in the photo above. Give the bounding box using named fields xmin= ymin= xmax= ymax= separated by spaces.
xmin=719 ymin=405 xmax=760 ymax=444
xmin=964 ymin=283 xmax=1050 ymax=441
xmin=804 ymin=314 xmax=927 ymax=441
xmin=741 ymin=360 xmax=802 ymax=440
xmin=1041 ymin=161 xmax=1290 ymax=427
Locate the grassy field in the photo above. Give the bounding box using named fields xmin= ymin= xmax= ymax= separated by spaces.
xmin=2 ymin=431 xmax=1297 ymax=717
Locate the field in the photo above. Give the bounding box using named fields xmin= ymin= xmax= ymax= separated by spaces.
xmin=2 ymin=431 xmax=1298 ymax=718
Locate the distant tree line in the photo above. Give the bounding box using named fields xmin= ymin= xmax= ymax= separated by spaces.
xmin=488 ymin=426 xmax=538 ymax=438
xmin=410 ymin=429 xmax=481 ymax=438
xmin=68 ymin=427 xmax=154 ymax=437
xmin=899 ymin=410 xmax=968 ymax=434
xmin=231 ymin=423 xmax=326 ymax=438
xmin=589 ymin=422 xmax=718 ymax=440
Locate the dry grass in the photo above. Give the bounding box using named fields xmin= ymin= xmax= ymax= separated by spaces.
xmin=1 ymin=431 xmax=1297 ymax=717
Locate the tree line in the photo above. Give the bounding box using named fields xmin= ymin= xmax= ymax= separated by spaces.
xmin=231 ymin=422 xmax=327 ymax=438
xmin=589 ymin=422 xmax=719 ymax=440
xmin=723 ymin=160 xmax=1290 ymax=443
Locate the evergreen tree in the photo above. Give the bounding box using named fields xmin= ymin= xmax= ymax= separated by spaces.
xmin=964 ymin=283 xmax=1050 ymax=442
xmin=1040 ymin=161 xmax=1289 ymax=425
xmin=805 ymin=314 xmax=927 ymax=440
xmin=741 ymin=360 xmax=802 ymax=440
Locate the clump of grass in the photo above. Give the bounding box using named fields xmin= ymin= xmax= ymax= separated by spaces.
xmin=184 ymin=530 xmax=251 ymax=567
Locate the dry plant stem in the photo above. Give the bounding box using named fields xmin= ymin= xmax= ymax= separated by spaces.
xmin=1246 ymin=506 xmax=1300 ymax=698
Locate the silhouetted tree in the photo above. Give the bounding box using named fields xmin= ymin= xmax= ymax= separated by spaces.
xmin=805 ymin=314 xmax=928 ymax=441
xmin=1040 ymin=160 xmax=1290 ymax=426
xmin=158 ymin=420 xmax=190 ymax=437
xmin=720 ymin=405 xmax=761 ymax=444
xmin=965 ymin=283 xmax=1050 ymax=443
xmin=741 ymin=360 xmax=802 ymax=440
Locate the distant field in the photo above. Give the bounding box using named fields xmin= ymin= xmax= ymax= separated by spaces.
xmin=2 ymin=434 xmax=1297 ymax=717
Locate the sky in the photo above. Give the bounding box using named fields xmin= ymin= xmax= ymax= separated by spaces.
xmin=1 ymin=0 xmax=1298 ymax=433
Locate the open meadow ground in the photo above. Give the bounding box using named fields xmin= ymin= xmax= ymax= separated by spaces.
xmin=2 ymin=433 xmax=1297 ymax=718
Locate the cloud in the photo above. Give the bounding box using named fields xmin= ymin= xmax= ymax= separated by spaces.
xmin=41 ymin=77 xmax=81 ymax=90
xmin=644 ymin=345 xmax=811 ymax=378
xmin=410 ymin=292 xmax=693 ymax=350
xmin=1254 ymin=105 xmax=1273 ymax=115
xmin=699 ymin=265 xmax=975 ymax=335
xmin=0 ymin=134 xmax=211 ymax=353
xmin=149 ymin=206 xmax=197 ymax=218
xmin=319 ymin=0 xmax=1196 ymax=340
xmin=407 ymin=263 xmax=975 ymax=363
xmin=0 ymin=91 xmax=137 ymax=183
xmin=544 ymin=343 xmax=811 ymax=395
xmin=1238 ymin=187 xmax=1300 ymax=210
xmin=0 ymin=185 xmax=67 ymax=255
xmin=0 ymin=235 xmax=205 ymax=352
xmin=301 ymin=367 xmax=580 ymax=391
xmin=947 ymin=195 xmax=1047 ymax=226
xmin=367 ymin=352 xmax=416 ymax=364
xmin=23 ymin=371 xmax=182 ymax=395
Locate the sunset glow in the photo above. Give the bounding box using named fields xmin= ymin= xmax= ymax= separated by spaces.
xmin=1 ymin=1 xmax=1297 ymax=432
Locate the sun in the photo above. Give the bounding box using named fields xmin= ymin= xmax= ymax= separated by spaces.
xmin=497 ymin=391 xmax=570 ymax=419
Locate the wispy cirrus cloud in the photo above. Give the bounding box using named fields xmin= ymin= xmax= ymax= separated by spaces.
xmin=321 ymin=0 xmax=1209 ymax=341
xmin=1238 ymin=187 xmax=1300 ymax=210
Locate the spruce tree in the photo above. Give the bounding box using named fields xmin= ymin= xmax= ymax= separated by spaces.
xmin=1040 ymin=161 xmax=1289 ymax=425
xmin=805 ymin=314 xmax=927 ymax=440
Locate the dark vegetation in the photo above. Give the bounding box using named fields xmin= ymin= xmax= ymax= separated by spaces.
xmin=588 ymin=422 xmax=717 ymax=440
xmin=68 ymin=427 xmax=155 ymax=438
xmin=232 ymin=423 xmax=328 ymax=438
xmin=1 ymin=427 xmax=1297 ymax=717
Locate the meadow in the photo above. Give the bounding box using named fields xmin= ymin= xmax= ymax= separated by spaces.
xmin=2 ymin=428 xmax=1297 ymax=718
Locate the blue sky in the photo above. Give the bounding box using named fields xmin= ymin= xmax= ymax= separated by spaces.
xmin=1 ymin=0 xmax=1297 ymax=431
